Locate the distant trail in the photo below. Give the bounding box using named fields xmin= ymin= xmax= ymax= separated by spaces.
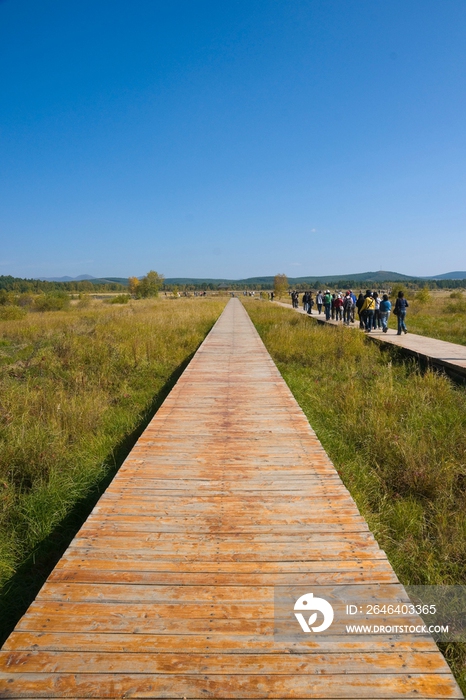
xmin=0 ymin=299 xmax=461 ymax=699
xmin=275 ymin=301 xmax=466 ymax=382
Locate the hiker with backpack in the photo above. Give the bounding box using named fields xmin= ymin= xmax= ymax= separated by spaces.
xmin=343 ymin=291 xmax=354 ymax=325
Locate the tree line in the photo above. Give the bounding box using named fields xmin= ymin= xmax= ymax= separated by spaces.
xmin=0 ymin=276 xmax=126 ymax=293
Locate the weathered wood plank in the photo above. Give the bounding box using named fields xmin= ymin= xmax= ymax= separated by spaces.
xmin=48 ymin=569 xmax=399 ymax=586
xmin=2 ymin=631 xmax=440 ymax=654
xmin=0 ymin=649 xmax=451 ymax=675
xmin=0 ymin=671 xmax=461 ymax=698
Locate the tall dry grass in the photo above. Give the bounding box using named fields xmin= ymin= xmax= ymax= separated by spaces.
xmin=400 ymin=291 xmax=466 ymax=345
xmin=0 ymin=297 xmax=226 ymax=641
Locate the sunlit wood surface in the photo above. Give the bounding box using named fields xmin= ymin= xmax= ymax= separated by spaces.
xmin=0 ymin=298 xmax=461 ymax=699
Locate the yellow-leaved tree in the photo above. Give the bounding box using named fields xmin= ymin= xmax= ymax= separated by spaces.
xmin=274 ymin=273 xmax=288 ymax=299
xmin=128 ymin=277 xmax=140 ymax=296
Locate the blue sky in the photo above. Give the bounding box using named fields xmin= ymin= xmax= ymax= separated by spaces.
xmin=1 ymin=0 xmax=465 ymax=279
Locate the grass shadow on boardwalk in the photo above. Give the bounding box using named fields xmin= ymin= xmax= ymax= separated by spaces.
xmin=0 ymin=352 xmax=194 ymax=647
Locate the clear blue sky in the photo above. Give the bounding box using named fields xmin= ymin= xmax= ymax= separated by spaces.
xmin=1 ymin=0 xmax=465 ymax=279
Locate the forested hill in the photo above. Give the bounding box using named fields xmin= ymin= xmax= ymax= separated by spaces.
xmin=0 ymin=276 xmax=126 ymax=293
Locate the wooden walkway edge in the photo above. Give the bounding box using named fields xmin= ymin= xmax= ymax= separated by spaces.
xmin=0 ymin=298 xmax=462 ymax=699
xmin=274 ymin=301 xmax=466 ymax=382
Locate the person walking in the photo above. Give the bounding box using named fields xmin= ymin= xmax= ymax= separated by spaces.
xmin=307 ymin=293 xmax=314 ymax=314
xmin=316 ymin=291 xmax=323 ymax=315
xmin=372 ymin=292 xmax=381 ymax=330
xmin=302 ymin=291 xmax=309 ymax=313
xmin=379 ymin=294 xmax=391 ymax=333
xmin=359 ymin=291 xmax=376 ymax=332
xmin=394 ymin=291 xmax=409 ymax=334
xmin=334 ymin=294 xmax=344 ymax=321
xmin=356 ymin=292 xmax=365 ymax=329
xmin=343 ymin=291 xmax=354 ymax=325
xmin=323 ymin=290 xmax=332 ymax=321
xmin=331 ymin=293 xmax=337 ymax=320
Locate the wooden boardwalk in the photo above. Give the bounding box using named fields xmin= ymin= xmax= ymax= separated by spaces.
xmin=275 ymin=301 xmax=466 ymax=381
xmin=0 ymin=298 xmax=462 ymax=699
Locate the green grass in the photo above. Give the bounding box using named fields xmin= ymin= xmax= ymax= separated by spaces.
xmin=244 ymin=299 xmax=466 ymax=690
xmin=277 ymin=289 xmax=466 ymax=345
xmin=0 ymin=297 xmax=226 ymax=643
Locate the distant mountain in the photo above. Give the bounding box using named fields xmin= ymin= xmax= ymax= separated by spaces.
xmin=40 ymin=274 xmax=96 ymax=282
xmin=39 ymin=274 xmax=125 ymax=285
xmin=426 ymin=271 xmax=466 ymax=280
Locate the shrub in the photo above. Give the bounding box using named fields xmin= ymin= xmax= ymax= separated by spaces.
xmin=415 ymin=286 xmax=431 ymax=304
xmin=0 ymin=306 xmax=27 ymax=321
xmin=0 ymin=291 xmax=14 ymax=306
xmin=17 ymin=293 xmax=35 ymax=308
xmin=34 ymin=292 xmax=70 ymax=312
xmin=390 ymin=283 xmax=405 ymax=300
xmin=107 ymin=294 xmax=130 ymax=304
xmin=445 ymin=300 xmax=466 ymax=314
xmin=76 ymin=294 xmax=91 ymax=309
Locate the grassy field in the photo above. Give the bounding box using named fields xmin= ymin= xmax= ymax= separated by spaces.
xmin=275 ymin=288 xmax=466 ymax=345
xmin=398 ymin=290 xmax=466 ymax=345
xmin=244 ymin=299 xmax=466 ymax=689
xmin=0 ymin=296 xmax=226 ymax=643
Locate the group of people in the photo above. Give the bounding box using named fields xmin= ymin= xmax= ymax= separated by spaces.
xmin=288 ymin=289 xmax=409 ymax=335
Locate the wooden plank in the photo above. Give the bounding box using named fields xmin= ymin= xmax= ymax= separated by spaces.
xmin=36 ymin=581 xmax=404 ymax=603
xmin=0 ymin=672 xmax=461 ymax=698
xmin=48 ymin=569 xmax=399 ymax=586
xmin=55 ymin=555 xmax=392 ymax=572
xmin=0 ymin=298 xmax=461 ymax=700
xmin=3 ymin=631 xmax=440 ymax=654
xmin=0 ymin=649 xmax=452 ymax=674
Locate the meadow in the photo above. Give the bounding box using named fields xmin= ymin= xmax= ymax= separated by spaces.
xmin=0 ymin=295 xmax=226 ymax=643
xmin=244 ymin=299 xmax=466 ymax=689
